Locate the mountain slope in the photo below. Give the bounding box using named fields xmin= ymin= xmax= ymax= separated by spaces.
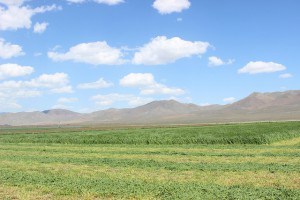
xmin=228 ymin=90 xmax=300 ymax=110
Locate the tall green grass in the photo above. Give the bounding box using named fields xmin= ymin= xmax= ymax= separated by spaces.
xmin=1 ymin=167 xmax=299 ymax=200
xmin=0 ymin=121 xmax=299 ymax=145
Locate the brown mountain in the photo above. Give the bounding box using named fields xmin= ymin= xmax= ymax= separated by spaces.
xmin=228 ymin=90 xmax=300 ymax=110
xmin=87 ymin=100 xmax=201 ymax=123
xmin=0 ymin=90 xmax=300 ymax=126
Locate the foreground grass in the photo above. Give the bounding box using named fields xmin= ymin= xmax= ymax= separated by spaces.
xmin=0 ymin=122 xmax=300 ymax=199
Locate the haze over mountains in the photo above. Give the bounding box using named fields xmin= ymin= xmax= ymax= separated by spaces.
xmin=1 ymin=90 xmax=300 ymax=126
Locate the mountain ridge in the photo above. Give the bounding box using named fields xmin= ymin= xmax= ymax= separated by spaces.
xmin=1 ymin=90 xmax=300 ymax=126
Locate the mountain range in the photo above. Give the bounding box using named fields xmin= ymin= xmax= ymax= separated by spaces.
xmin=1 ymin=90 xmax=300 ymax=126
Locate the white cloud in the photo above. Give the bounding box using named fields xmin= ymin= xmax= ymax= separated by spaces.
xmin=0 ymin=86 xmax=41 ymax=100
xmin=279 ymin=73 xmax=293 ymax=79
xmin=66 ymin=0 xmax=86 ymax=3
xmin=120 ymin=73 xmax=155 ymax=87
xmin=58 ymin=97 xmax=78 ymax=104
xmin=177 ymin=17 xmax=183 ymax=22
xmin=0 ymin=38 xmax=24 ymax=59
xmin=14 ymin=90 xmax=41 ymax=98
xmin=33 ymin=22 xmax=48 ymax=34
xmin=0 ymin=63 xmax=34 ymax=80
xmin=0 ymin=0 xmax=24 ymax=6
xmin=132 ymin=36 xmax=210 ymax=65
xmin=48 ymin=41 xmax=125 ymax=65
xmin=27 ymin=73 xmax=70 ymax=88
xmin=238 ymin=61 xmax=286 ymax=74
xmin=93 ymin=0 xmax=124 ymax=5
xmin=208 ymin=56 xmax=234 ymax=66
xmin=153 ymin=0 xmax=190 ymax=14
xmin=0 ymin=73 xmax=72 ymax=95
xmin=66 ymin=0 xmax=124 ymax=5
xmin=120 ymin=73 xmax=185 ymax=96
xmin=78 ymin=78 xmax=113 ymax=89
xmin=30 ymin=73 xmax=73 ymax=93
xmin=223 ymin=97 xmax=236 ymax=103
xmin=140 ymin=84 xmax=184 ymax=95
xmin=91 ymin=93 xmax=153 ymax=107
xmin=208 ymin=56 xmax=223 ymax=66
xmin=0 ymin=72 xmax=73 ymax=111
xmin=0 ymin=3 xmax=60 ymax=31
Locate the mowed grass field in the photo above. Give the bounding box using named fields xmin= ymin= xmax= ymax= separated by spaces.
xmin=0 ymin=122 xmax=299 ymax=199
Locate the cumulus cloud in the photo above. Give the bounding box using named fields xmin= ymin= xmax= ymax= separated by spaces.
xmin=208 ymin=56 xmax=234 ymax=66
xmin=48 ymin=41 xmax=125 ymax=65
xmin=27 ymin=73 xmax=70 ymax=89
xmin=120 ymin=73 xmax=155 ymax=87
xmin=78 ymin=78 xmax=113 ymax=89
xmin=0 ymin=73 xmax=73 ymax=96
xmin=238 ymin=61 xmax=286 ymax=74
xmin=0 ymin=0 xmax=24 ymax=6
xmin=120 ymin=73 xmax=185 ymax=96
xmin=132 ymin=36 xmax=210 ymax=65
xmin=0 ymin=63 xmax=34 ymax=80
xmin=66 ymin=0 xmax=124 ymax=5
xmin=0 ymin=81 xmax=41 ymax=97
xmin=223 ymin=97 xmax=236 ymax=103
xmin=279 ymin=73 xmax=293 ymax=79
xmin=0 ymin=38 xmax=24 ymax=59
xmin=93 ymin=0 xmax=124 ymax=5
xmin=91 ymin=93 xmax=153 ymax=107
xmin=153 ymin=0 xmax=190 ymax=14
xmin=0 ymin=3 xmax=60 ymax=31
xmin=0 ymin=72 xmax=73 ymax=111
xmin=140 ymin=84 xmax=184 ymax=95
xmin=33 ymin=22 xmax=48 ymax=34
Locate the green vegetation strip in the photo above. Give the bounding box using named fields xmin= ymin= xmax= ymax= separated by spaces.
xmin=0 ymin=121 xmax=299 ymax=145
xmin=1 ymin=160 xmax=299 ymax=189
xmin=0 ymin=148 xmax=299 ymax=164
xmin=1 ymin=167 xmax=299 ymax=200
xmin=0 ymin=153 xmax=299 ymax=172
xmin=1 ymin=143 xmax=299 ymax=157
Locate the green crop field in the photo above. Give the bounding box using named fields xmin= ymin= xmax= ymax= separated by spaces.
xmin=0 ymin=121 xmax=300 ymax=199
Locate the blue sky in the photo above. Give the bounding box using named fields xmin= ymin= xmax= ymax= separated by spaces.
xmin=0 ymin=0 xmax=299 ymax=112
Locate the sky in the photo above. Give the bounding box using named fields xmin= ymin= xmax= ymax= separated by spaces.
xmin=0 ymin=0 xmax=299 ymax=113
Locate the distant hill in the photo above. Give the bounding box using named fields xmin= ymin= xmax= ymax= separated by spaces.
xmin=0 ymin=109 xmax=86 ymax=126
xmin=1 ymin=90 xmax=300 ymax=126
